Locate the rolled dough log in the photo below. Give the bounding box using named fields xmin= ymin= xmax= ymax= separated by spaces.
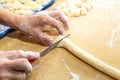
xmin=56 ymin=35 xmax=120 ymax=80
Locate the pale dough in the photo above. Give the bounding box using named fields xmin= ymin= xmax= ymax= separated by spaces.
xmin=0 ymin=0 xmax=49 ymax=15
xmin=61 ymin=0 xmax=93 ymax=17
xmin=56 ymin=35 xmax=120 ymax=80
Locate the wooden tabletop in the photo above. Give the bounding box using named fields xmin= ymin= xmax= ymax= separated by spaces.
xmin=0 ymin=0 xmax=120 ymax=80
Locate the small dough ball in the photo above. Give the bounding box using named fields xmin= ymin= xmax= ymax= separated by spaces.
xmin=65 ymin=0 xmax=72 ymax=7
xmin=36 ymin=0 xmax=48 ymax=5
xmin=84 ymin=3 xmax=92 ymax=11
xmin=61 ymin=2 xmax=67 ymax=9
xmin=68 ymin=9 xmax=75 ymax=17
xmin=9 ymin=7 xmax=20 ymax=12
xmin=86 ymin=2 xmax=93 ymax=9
xmin=62 ymin=8 xmax=70 ymax=16
xmin=82 ymin=0 xmax=88 ymax=3
xmin=74 ymin=1 xmax=84 ymax=8
xmin=61 ymin=0 xmax=93 ymax=17
xmin=74 ymin=8 xmax=81 ymax=17
xmin=3 ymin=3 xmax=13 ymax=9
xmin=15 ymin=9 xmax=26 ymax=15
xmin=80 ymin=7 xmax=87 ymax=15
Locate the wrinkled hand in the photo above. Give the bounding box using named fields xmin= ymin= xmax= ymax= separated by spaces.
xmin=17 ymin=9 xmax=69 ymax=45
xmin=0 ymin=50 xmax=39 ymax=80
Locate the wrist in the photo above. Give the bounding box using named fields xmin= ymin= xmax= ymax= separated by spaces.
xmin=11 ymin=14 xmax=24 ymax=30
xmin=0 ymin=8 xmax=23 ymax=29
xmin=5 ymin=13 xmax=24 ymax=30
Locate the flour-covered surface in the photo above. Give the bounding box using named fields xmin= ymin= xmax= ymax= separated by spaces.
xmin=0 ymin=0 xmax=120 ymax=80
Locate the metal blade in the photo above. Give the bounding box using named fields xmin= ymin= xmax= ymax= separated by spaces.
xmin=40 ymin=34 xmax=70 ymax=57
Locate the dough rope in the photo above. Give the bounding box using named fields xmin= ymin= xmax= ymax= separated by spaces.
xmin=56 ymin=35 xmax=120 ymax=80
xmin=61 ymin=0 xmax=93 ymax=17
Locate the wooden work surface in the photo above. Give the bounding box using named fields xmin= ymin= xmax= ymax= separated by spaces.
xmin=0 ymin=0 xmax=120 ymax=80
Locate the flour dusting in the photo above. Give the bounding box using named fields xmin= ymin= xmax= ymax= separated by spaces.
xmin=107 ymin=29 xmax=115 ymax=48
xmin=62 ymin=59 xmax=80 ymax=80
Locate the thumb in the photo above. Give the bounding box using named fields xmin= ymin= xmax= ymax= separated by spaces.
xmin=5 ymin=50 xmax=40 ymax=60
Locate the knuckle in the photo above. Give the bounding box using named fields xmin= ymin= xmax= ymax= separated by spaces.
xmin=55 ymin=11 xmax=62 ymax=16
xmin=15 ymin=59 xmax=29 ymax=67
xmin=20 ymin=59 xmax=32 ymax=73
xmin=20 ymin=59 xmax=28 ymax=64
xmin=39 ymin=13 xmax=48 ymax=23
xmin=17 ymin=50 xmax=26 ymax=57
xmin=18 ymin=73 xmax=26 ymax=80
xmin=0 ymin=59 xmax=10 ymax=68
xmin=41 ymin=16 xmax=48 ymax=23
xmin=22 ymin=73 xmax=26 ymax=79
xmin=0 ymin=73 xmax=9 ymax=79
xmin=6 ymin=50 xmax=23 ymax=59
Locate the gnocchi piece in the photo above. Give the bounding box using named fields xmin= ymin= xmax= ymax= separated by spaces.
xmin=62 ymin=0 xmax=93 ymax=17
xmin=1 ymin=0 xmax=49 ymax=15
xmin=36 ymin=0 xmax=48 ymax=5
xmin=80 ymin=7 xmax=87 ymax=15
xmin=74 ymin=1 xmax=84 ymax=8
xmin=68 ymin=9 xmax=76 ymax=17
xmin=83 ymin=4 xmax=91 ymax=11
xmin=62 ymin=8 xmax=70 ymax=16
xmin=74 ymin=8 xmax=81 ymax=17
xmin=82 ymin=0 xmax=88 ymax=3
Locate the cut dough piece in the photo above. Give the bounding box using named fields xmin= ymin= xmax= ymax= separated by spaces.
xmin=84 ymin=3 xmax=92 ymax=11
xmin=74 ymin=1 xmax=84 ymax=8
xmin=56 ymin=35 xmax=120 ymax=80
xmin=80 ymin=7 xmax=87 ymax=15
xmin=74 ymin=8 xmax=81 ymax=17
xmin=62 ymin=8 xmax=70 ymax=16
xmin=61 ymin=0 xmax=93 ymax=17
xmin=82 ymin=0 xmax=88 ymax=3
xmin=1 ymin=0 xmax=49 ymax=15
xmin=68 ymin=9 xmax=76 ymax=17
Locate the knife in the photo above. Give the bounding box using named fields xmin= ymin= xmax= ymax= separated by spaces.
xmin=29 ymin=34 xmax=70 ymax=63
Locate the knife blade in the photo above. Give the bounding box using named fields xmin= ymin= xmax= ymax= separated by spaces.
xmin=28 ymin=34 xmax=70 ymax=63
xmin=40 ymin=34 xmax=70 ymax=57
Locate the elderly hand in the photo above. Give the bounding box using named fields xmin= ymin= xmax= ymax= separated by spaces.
xmin=0 ymin=50 xmax=39 ymax=80
xmin=15 ymin=9 xmax=69 ymax=45
xmin=0 ymin=7 xmax=69 ymax=45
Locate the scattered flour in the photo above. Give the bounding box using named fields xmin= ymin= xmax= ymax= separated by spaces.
xmin=62 ymin=59 xmax=80 ymax=80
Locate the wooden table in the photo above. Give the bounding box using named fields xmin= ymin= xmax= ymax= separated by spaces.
xmin=0 ymin=0 xmax=120 ymax=80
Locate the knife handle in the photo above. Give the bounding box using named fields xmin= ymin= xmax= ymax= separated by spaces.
xmin=28 ymin=59 xmax=37 ymax=64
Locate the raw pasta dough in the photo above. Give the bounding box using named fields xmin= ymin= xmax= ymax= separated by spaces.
xmin=62 ymin=0 xmax=93 ymax=17
xmin=56 ymin=35 xmax=120 ymax=80
xmin=0 ymin=0 xmax=49 ymax=15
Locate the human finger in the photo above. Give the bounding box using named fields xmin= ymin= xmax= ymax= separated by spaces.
xmin=32 ymin=28 xmax=54 ymax=45
xmin=44 ymin=15 xmax=64 ymax=35
xmin=0 ymin=71 xmax=26 ymax=80
xmin=8 ymin=58 xmax=32 ymax=73
xmin=4 ymin=50 xmax=40 ymax=60
xmin=8 ymin=71 xmax=26 ymax=80
xmin=58 ymin=12 xmax=69 ymax=30
xmin=48 ymin=10 xmax=69 ymax=30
